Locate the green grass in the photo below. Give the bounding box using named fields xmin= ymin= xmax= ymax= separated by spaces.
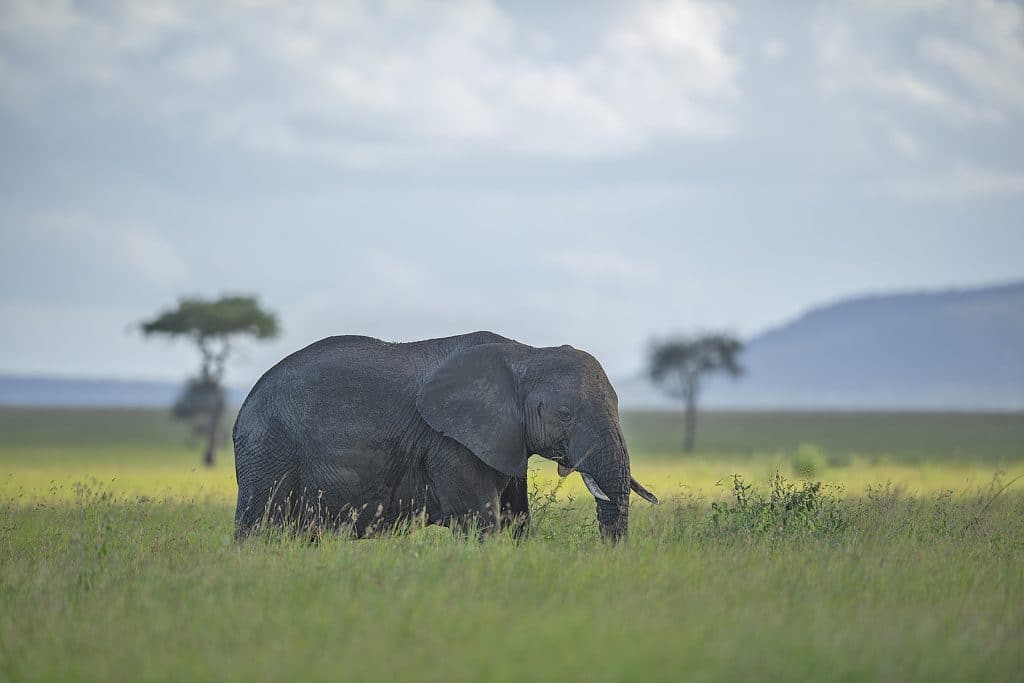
xmin=621 ymin=410 xmax=1024 ymax=462
xmin=0 ymin=407 xmax=197 ymax=449
xmin=2 ymin=408 xmax=1023 ymax=681
xmin=4 ymin=407 xmax=1022 ymax=461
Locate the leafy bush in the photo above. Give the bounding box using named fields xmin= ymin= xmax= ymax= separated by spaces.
xmin=792 ymin=443 xmax=827 ymax=478
xmin=526 ymin=470 xmax=593 ymax=545
xmin=705 ymin=473 xmax=847 ymax=539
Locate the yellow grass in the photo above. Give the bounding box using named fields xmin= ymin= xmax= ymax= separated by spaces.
xmin=4 ymin=447 xmax=1020 ymax=505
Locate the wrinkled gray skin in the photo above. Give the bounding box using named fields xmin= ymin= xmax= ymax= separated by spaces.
xmin=233 ymin=332 xmax=657 ymax=542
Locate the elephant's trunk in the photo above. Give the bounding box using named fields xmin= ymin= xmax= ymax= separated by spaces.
xmin=569 ymin=420 xmax=631 ymax=542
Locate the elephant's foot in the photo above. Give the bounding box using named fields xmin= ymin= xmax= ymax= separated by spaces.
xmin=499 ymin=511 xmax=530 ymax=540
xmin=444 ymin=512 xmax=499 ymax=540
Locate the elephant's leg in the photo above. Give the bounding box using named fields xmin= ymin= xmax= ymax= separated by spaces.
xmin=300 ymin=450 xmax=383 ymax=537
xmin=443 ymin=494 xmax=502 ymax=539
xmin=426 ymin=448 xmax=507 ymax=538
xmin=235 ymin=467 xmax=301 ymax=538
xmin=234 ymin=429 xmax=302 ymax=538
xmin=499 ymin=477 xmax=530 ymax=539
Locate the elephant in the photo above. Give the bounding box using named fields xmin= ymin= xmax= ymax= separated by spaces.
xmin=233 ymin=331 xmax=658 ymax=542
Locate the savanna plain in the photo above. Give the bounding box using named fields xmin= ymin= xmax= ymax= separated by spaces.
xmin=1 ymin=408 xmax=1022 ymax=682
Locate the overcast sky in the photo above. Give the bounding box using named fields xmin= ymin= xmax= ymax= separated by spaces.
xmin=1 ymin=0 xmax=1022 ymax=386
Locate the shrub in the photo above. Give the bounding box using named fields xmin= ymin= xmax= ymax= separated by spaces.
xmin=792 ymin=443 xmax=827 ymax=478
xmin=526 ymin=469 xmax=593 ymax=544
xmin=705 ymin=473 xmax=847 ymax=539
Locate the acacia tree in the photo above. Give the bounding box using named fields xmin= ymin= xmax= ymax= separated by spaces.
xmin=141 ymin=295 xmax=279 ymax=467
xmin=649 ymin=334 xmax=744 ymax=453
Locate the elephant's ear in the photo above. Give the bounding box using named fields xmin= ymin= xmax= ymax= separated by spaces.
xmin=416 ymin=343 xmax=527 ymax=477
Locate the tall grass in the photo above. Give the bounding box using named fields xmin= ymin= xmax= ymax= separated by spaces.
xmin=2 ymin=473 xmax=1022 ymax=682
xmin=2 ymin=408 xmax=1022 ymax=681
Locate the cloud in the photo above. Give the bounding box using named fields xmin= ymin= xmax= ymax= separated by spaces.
xmin=884 ymin=164 xmax=1024 ymax=200
xmin=761 ymin=40 xmax=786 ymax=62
xmin=540 ymin=248 xmax=659 ymax=287
xmin=812 ymin=1 xmax=1016 ymax=124
xmin=872 ymin=71 xmax=998 ymax=123
xmin=886 ymin=127 xmax=922 ymax=159
xmin=918 ymin=3 xmax=1024 ymax=115
xmin=165 ymin=45 xmax=236 ymax=85
xmin=25 ymin=212 xmax=188 ymax=287
xmin=0 ymin=0 xmax=741 ymax=163
xmin=809 ymin=0 xmax=1024 ymax=196
xmin=887 ymin=165 xmax=1024 ymax=200
xmin=361 ymin=251 xmax=425 ymax=292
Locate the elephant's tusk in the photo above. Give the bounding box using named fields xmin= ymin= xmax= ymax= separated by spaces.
xmin=580 ymin=472 xmax=611 ymax=501
xmin=630 ymin=477 xmax=659 ymax=504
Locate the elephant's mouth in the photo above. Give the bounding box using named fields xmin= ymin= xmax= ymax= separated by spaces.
xmin=551 ymin=455 xmax=572 ymax=478
xmin=551 ymin=458 xmax=613 ymax=502
xmin=554 ymin=457 xmax=659 ymax=506
xmin=546 ymin=434 xmax=659 ymax=543
xmin=542 ymin=451 xmax=571 ymax=476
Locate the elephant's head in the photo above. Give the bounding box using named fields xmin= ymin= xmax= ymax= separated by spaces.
xmin=416 ymin=340 xmax=658 ymax=541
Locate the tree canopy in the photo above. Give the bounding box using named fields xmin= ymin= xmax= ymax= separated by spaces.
xmin=141 ymin=296 xmax=279 ymax=341
xmin=649 ymin=334 xmax=744 ymax=398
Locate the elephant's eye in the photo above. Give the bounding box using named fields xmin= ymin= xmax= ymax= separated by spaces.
xmin=557 ymin=404 xmax=572 ymax=419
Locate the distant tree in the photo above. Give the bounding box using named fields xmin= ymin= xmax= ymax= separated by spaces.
xmin=649 ymin=334 xmax=744 ymax=453
xmin=141 ymin=296 xmax=279 ymax=467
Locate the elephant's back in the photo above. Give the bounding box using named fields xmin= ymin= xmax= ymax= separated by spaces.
xmin=237 ymin=335 xmax=415 ymax=436
xmin=235 ymin=331 xmax=513 ymax=443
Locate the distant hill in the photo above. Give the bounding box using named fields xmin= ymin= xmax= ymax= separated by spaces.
xmin=619 ymin=280 xmax=1024 ymax=410
xmin=3 ymin=281 xmax=1022 ymax=410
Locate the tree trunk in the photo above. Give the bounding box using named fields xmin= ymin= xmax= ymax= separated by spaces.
xmin=681 ymin=374 xmax=699 ymax=454
xmin=203 ymin=397 xmax=224 ymax=468
xmin=683 ymin=393 xmax=697 ymax=453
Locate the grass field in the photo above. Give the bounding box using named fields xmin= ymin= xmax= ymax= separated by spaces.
xmin=2 ymin=408 xmax=1023 ymax=681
